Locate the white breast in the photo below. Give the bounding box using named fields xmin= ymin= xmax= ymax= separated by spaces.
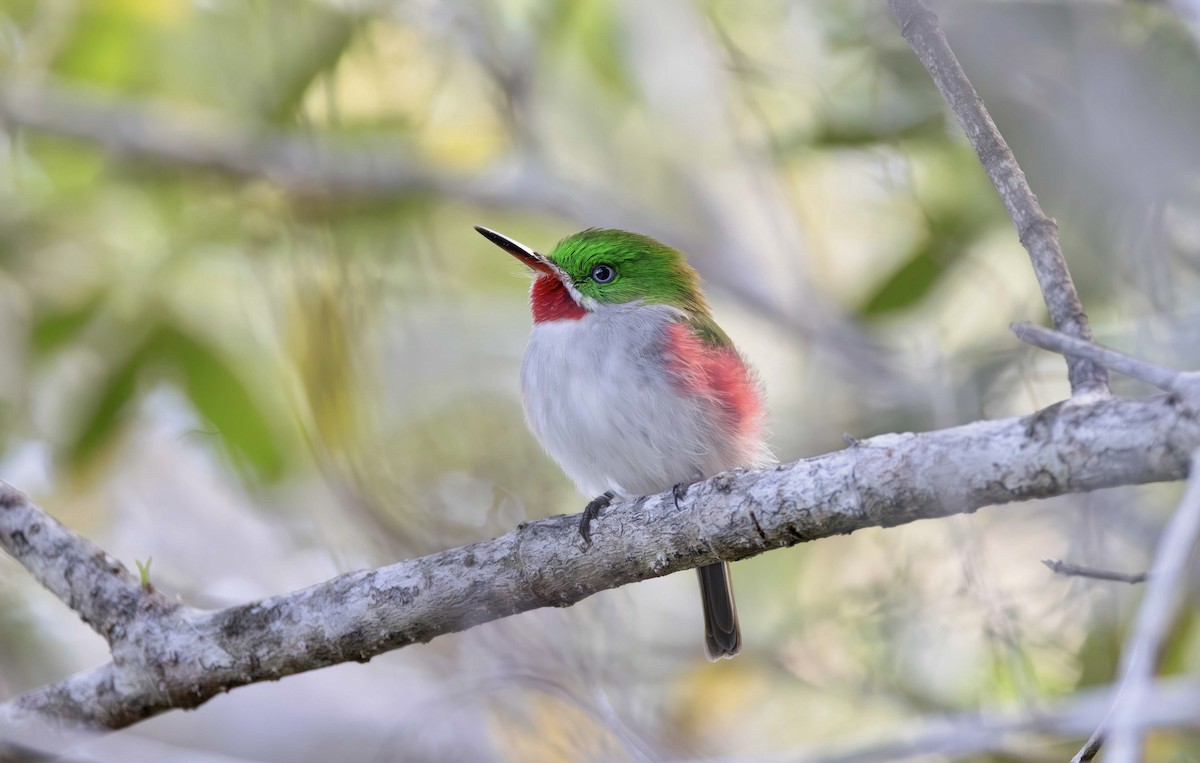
xmin=521 ymin=304 xmax=745 ymax=498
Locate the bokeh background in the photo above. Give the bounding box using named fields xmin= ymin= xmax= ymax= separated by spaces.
xmin=2 ymin=0 xmax=1200 ymax=760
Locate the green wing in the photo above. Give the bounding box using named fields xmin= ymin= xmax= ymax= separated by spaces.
xmin=687 ymin=313 xmax=733 ymax=348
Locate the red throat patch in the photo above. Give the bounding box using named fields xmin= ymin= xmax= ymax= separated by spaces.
xmin=530 ymin=275 xmax=586 ymax=323
xmin=664 ymin=322 xmax=763 ymax=440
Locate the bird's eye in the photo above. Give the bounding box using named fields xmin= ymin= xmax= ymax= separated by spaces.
xmin=590 ymin=264 xmax=616 ymax=284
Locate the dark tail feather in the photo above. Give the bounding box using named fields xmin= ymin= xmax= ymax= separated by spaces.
xmin=697 ymin=562 xmax=741 ymax=660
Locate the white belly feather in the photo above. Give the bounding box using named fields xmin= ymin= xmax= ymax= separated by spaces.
xmin=521 ymin=304 xmax=754 ymax=498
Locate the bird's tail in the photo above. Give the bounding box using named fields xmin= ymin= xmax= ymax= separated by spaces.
xmin=697 ymin=561 xmax=741 ymax=660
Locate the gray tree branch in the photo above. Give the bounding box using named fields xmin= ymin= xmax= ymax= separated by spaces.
xmin=0 ymin=486 xmax=175 ymax=645
xmin=887 ymin=0 xmax=1109 ymax=396
xmin=0 ymin=75 xmax=549 ymax=206
xmin=2 ymin=391 xmax=1198 ymax=731
xmin=0 ymin=74 xmax=896 ymax=386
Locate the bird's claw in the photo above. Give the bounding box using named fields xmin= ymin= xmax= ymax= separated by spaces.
xmin=578 ymin=491 xmax=614 ymax=550
xmin=673 ymin=482 xmax=688 ymax=510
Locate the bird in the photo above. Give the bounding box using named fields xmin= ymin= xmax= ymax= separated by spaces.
xmin=476 ymin=225 xmax=770 ymax=660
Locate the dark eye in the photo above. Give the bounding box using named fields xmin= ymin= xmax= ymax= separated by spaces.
xmin=590 ymin=264 xmax=616 ymax=284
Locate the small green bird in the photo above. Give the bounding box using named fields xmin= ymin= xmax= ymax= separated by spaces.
xmin=477 ymin=226 xmax=770 ymax=659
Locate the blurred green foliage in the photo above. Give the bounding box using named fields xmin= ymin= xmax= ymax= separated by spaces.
xmin=1 ymin=1 xmax=1199 ymax=761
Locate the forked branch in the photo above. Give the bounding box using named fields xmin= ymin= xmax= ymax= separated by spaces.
xmin=888 ymin=0 xmax=1109 ymax=396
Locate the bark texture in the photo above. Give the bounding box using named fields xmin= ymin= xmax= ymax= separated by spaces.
xmin=2 ymin=392 xmax=1196 ymax=729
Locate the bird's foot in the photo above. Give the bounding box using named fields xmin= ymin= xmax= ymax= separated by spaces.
xmin=673 ymin=482 xmax=689 ymax=510
xmin=578 ymin=491 xmax=615 ymax=549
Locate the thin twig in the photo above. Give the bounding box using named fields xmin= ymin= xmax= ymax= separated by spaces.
xmin=695 ymin=677 xmax=1200 ymax=763
xmin=887 ymin=0 xmax=1109 ymax=396
xmin=2 ymin=393 xmax=1199 ymax=729
xmin=1074 ymin=450 xmax=1200 ymax=763
xmin=1012 ymin=323 xmax=1181 ymax=393
xmin=1043 ymin=559 xmax=1147 ymax=585
xmin=1071 ymin=731 xmax=1103 ymax=763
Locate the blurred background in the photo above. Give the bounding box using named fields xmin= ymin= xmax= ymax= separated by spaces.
xmin=1 ymin=0 xmax=1200 ymax=760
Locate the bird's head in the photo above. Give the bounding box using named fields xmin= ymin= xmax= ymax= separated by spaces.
xmin=475 ymin=226 xmax=709 ymax=323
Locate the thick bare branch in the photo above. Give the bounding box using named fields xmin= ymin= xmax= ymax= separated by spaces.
xmin=888 ymin=0 xmax=1109 ymax=396
xmin=1 ymin=392 xmax=1197 ymax=730
xmin=1074 ymin=450 xmax=1200 ymax=763
xmin=0 ymin=484 xmax=175 ymax=645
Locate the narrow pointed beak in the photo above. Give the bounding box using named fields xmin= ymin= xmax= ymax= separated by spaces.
xmin=474 ymin=226 xmax=554 ymax=275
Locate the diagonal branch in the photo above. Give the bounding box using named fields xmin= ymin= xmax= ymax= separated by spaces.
xmin=1 ymin=392 xmax=1198 ymax=730
xmin=0 ymin=484 xmax=175 ymax=645
xmin=888 ymin=0 xmax=1109 ymax=397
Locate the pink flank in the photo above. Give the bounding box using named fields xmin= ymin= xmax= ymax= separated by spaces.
xmin=530 ymin=275 xmax=586 ymax=323
xmin=664 ymin=322 xmax=763 ymax=441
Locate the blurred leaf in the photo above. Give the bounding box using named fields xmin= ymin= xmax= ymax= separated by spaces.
xmin=30 ymin=295 xmax=102 ymax=356
xmin=0 ymin=0 xmax=40 ymax=25
xmin=871 ymin=46 xmax=943 ymax=94
xmin=156 ymin=325 xmax=285 ymax=481
xmin=1159 ymin=603 xmax=1197 ymax=677
xmin=263 ymin=13 xmax=359 ymax=123
xmin=859 ymin=245 xmax=948 ymax=316
xmin=0 ymin=1 xmax=44 ymax=68
xmin=543 ymin=0 xmax=632 ymax=96
xmin=1074 ymin=617 xmax=1123 ymax=689
xmin=22 ymin=138 xmax=108 ymax=193
xmin=52 ymin=0 xmax=358 ymax=121
xmin=65 ymin=321 xmax=284 ymax=480
xmin=53 ymin=0 xmax=187 ymax=90
xmin=179 ymin=0 xmax=360 ymax=122
xmin=293 ymin=281 xmax=356 ymax=452
xmin=67 ymin=331 xmax=148 ymax=468
xmin=808 ymin=112 xmax=944 ymax=149
xmin=809 ymin=0 xmax=874 ymax=50
xmin=859 ymin=142 xmax=1002 ymax=317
